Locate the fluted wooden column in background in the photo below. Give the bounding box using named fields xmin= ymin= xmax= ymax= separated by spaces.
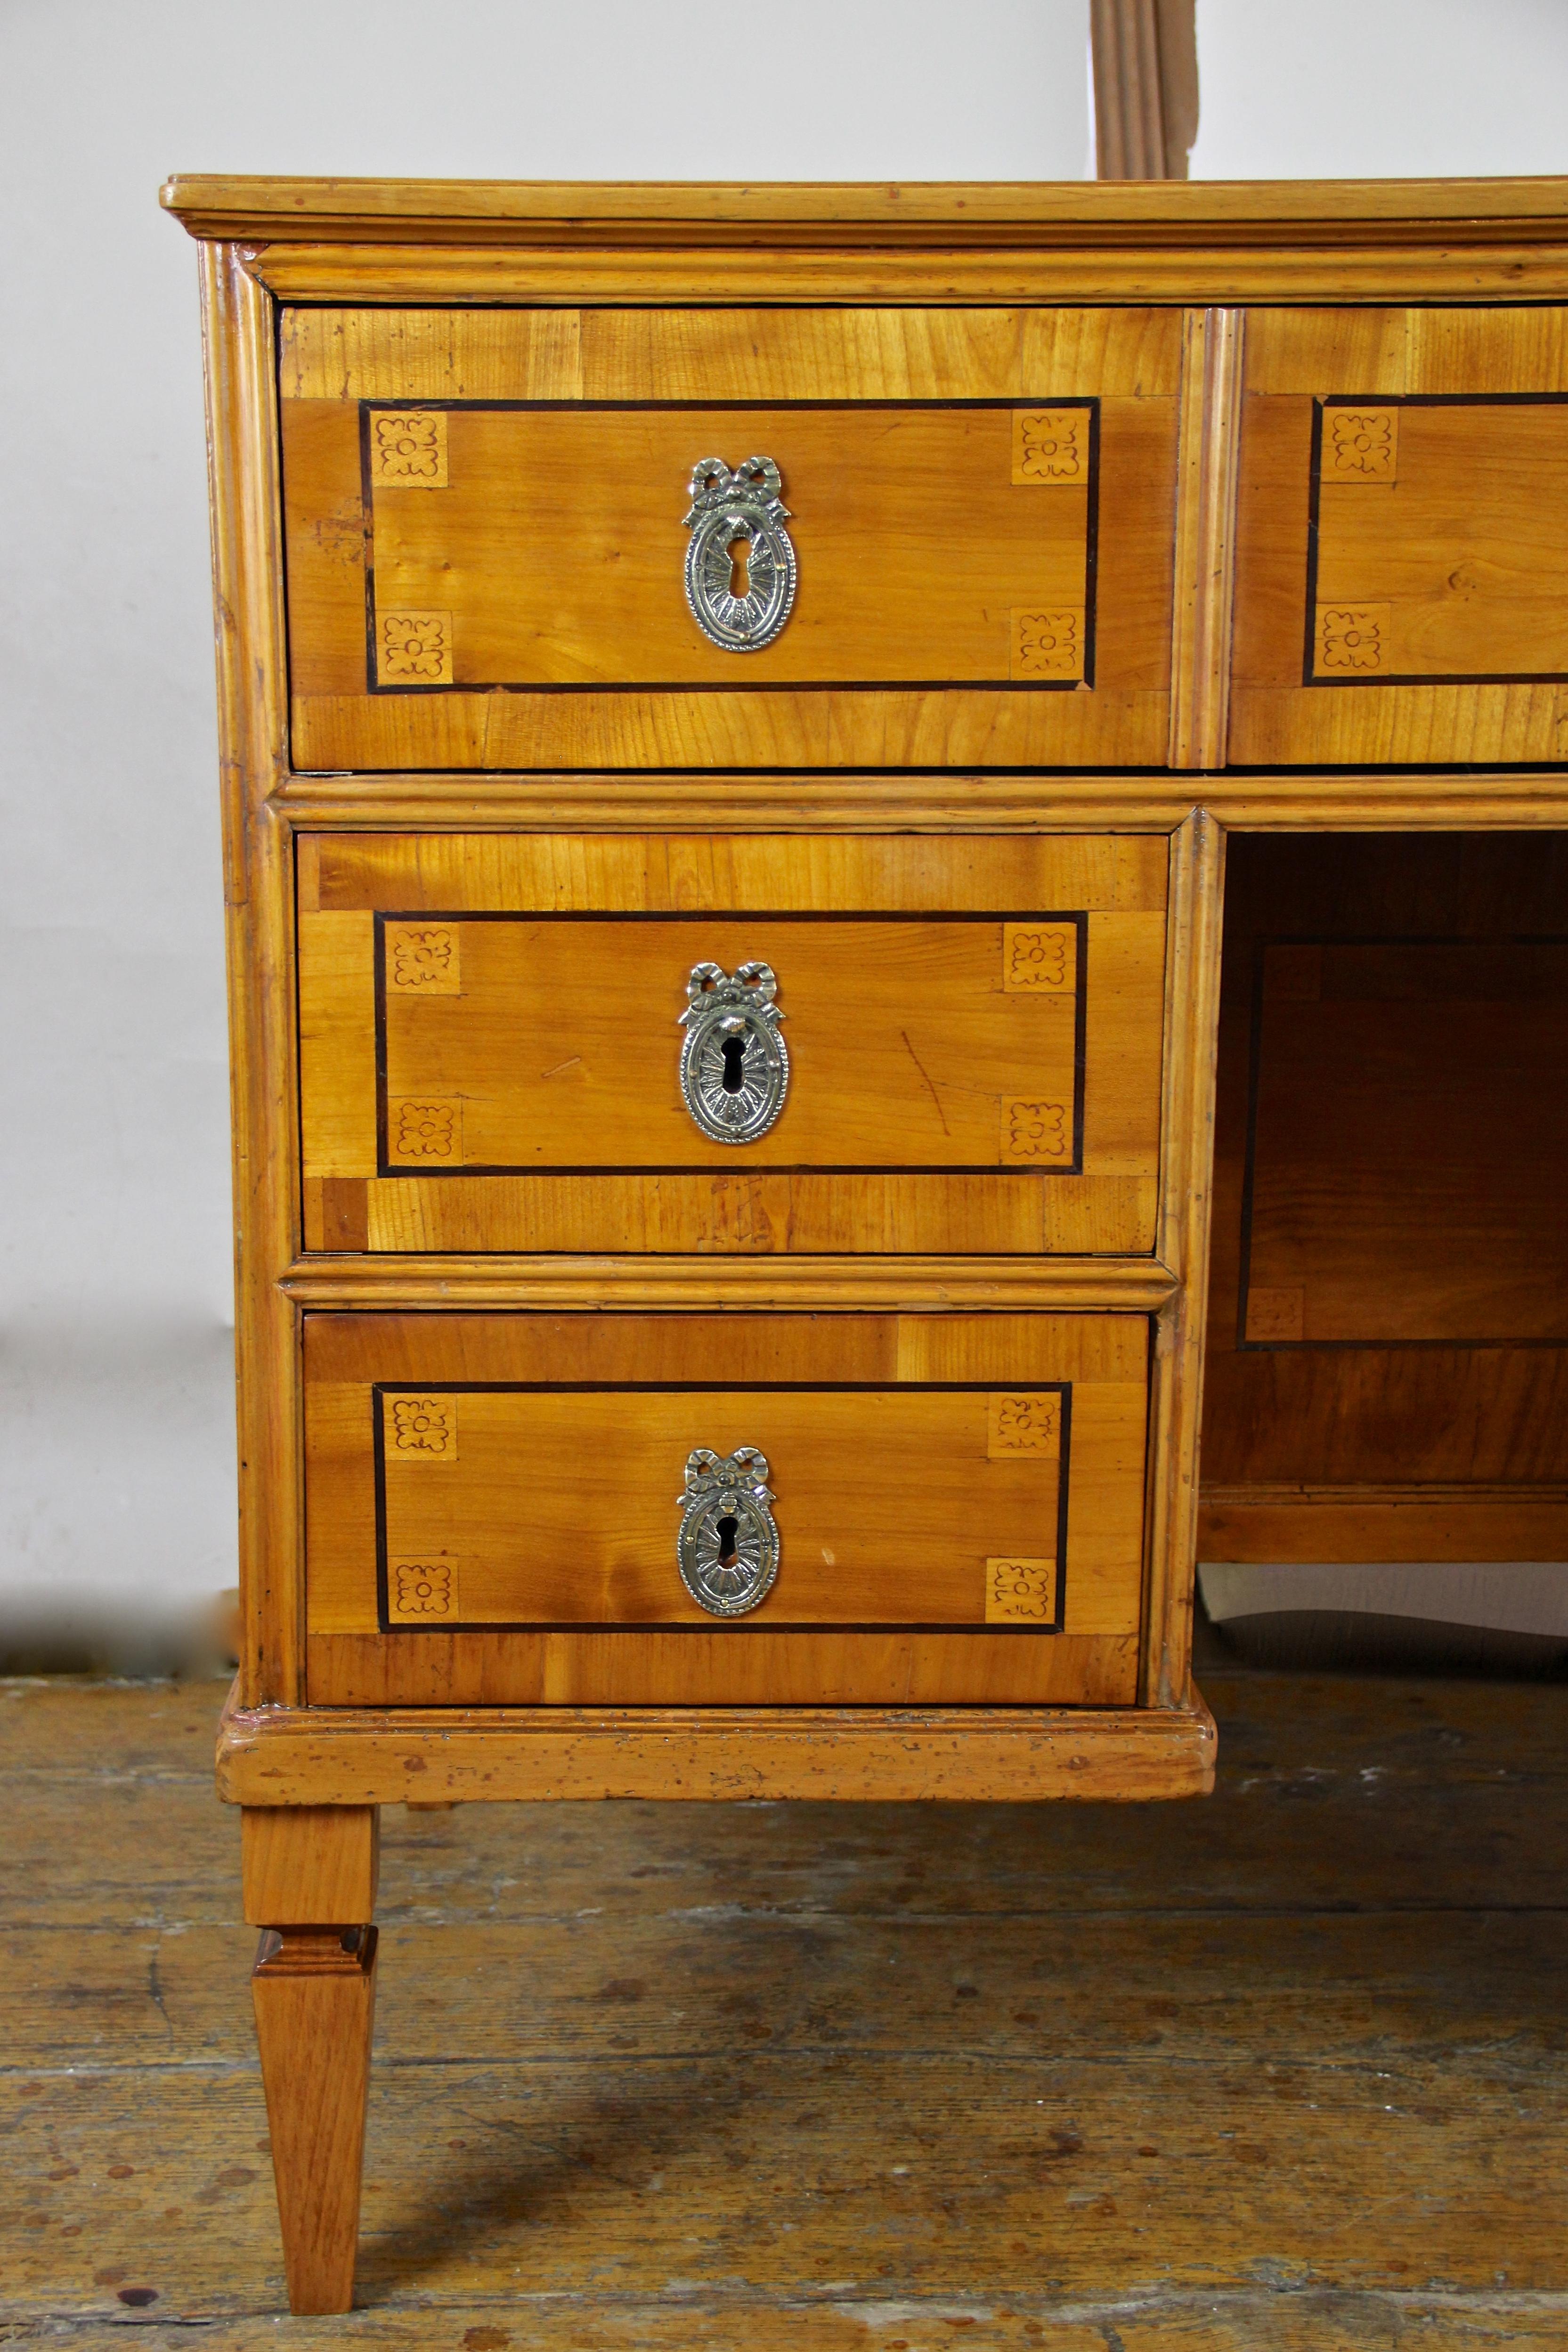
xmin=1091 ymin=0 xmax=1199 ymax=179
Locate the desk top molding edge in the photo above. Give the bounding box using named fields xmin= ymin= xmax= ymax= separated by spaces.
xmin=162 ymin=174 xmax=1568 ymax=302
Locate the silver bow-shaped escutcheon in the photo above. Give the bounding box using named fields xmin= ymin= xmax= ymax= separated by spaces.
xmin=678 ymin=960 xmax=789 ymax=1144
xmin=682 ymin=456 xmax=797 ymax=651
xmin=676 ymin=1445 xmax=780 ymax=1617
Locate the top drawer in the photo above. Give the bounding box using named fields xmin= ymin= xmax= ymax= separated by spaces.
xmin=279 ymin=305 xmax=1182 ymax=772
xmin=1232 ymin=306 xmax=1568 ymax=766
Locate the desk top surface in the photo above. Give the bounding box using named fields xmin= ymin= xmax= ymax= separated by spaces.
xmin=160 ymin=173 xmax=1568 ymax=247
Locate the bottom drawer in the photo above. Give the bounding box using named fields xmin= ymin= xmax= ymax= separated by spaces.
xmin=304 ymin=1311 xmax=1150 ymax=1706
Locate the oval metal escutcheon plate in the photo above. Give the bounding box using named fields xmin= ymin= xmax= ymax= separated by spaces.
xmin=682 ymin=456 xmax=797 ymax=651
xmin=677 ymin=960 xmax=790 ymax=1144
xmin=676 ymin=1446 xmax=781 ymax=1617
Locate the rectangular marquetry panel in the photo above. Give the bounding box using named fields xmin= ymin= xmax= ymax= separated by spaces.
xmin=303 ymin=1310 xmax=1149 ymax=1706
xmin=279 ymin=305 xmax=1180 ymax=770
xmin=1232 ymin=307 xmax=1568 ymax=765
xmin=297 ymin=833 xmax=1167 ymax=1255
xmin=1202 ymin=834 xmax=1568 ymax=1563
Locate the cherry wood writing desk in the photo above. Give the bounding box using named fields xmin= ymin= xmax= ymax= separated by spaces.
xmin=160 ymin=174 xmax=1568 ymax=2311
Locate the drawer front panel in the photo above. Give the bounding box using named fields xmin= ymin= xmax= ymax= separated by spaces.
xmin=280 ymin=304 xmax=1180 ymax=770
xmin=299 ymin=834 xmax=1168 ymax=1256
xmin=304 ymin=1311 xmax=1149 ymax=1706
xmin=1232 ymin=306 xmax=1568 ymax=765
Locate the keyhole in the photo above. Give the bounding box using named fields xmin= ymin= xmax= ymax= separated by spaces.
xmin=727 ymin=536 xmax=751 ymax=599
xmin=720 ymin=1034 xmax=747 ymax=1093
xmin=715 ymin=1514 xmax=739 ymax=1568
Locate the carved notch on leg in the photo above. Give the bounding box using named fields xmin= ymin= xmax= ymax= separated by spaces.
xmin=243 ymin=1805 xmax=381 ymax=2316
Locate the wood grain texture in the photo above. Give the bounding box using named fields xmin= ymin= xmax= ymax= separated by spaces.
xmin=164 ymin=175 xmax=1568 ymax=316
xmin=377 ymin=920 xmax=1089 ymax=1170
xmin=247 ymin=237 xmax=1568 ymax=308
xmin=16 ymin=1671 xmax=1568 ymax=2342
xmin=1167 ymin=308 xmax=1244 ymax=767
xmin=295 ymin=831 xmax=1166 ymax=1255
xmin=280 ymin=313 xmax=1178 ymax=771
xmin=301 ymin=1310 xmax=1149 ymax=1707
xmin=1243 ymin=940 xmax=1568 ymax=1343
xmin=278 ymin=1252 xmax=1178 ymax=1312
xmin=1201 ymin=833 xmax=1568 ymax=1546
xmin=292 ymin=688 xmax=1154 ymax=772
xmin=1141 ymin=811 xmax=1224 ymax=1706
xmin=297 ymin=842 xmax=1166 ymax=1261
xmin=303 ymin=829 xmax=1170 ymax=912
xmin=359 ymin=1175 xmax=1139 ymax=1259
xmin=164 ymin=174 xmax=1568 ymax=236
xmin=297 ymin=910 xmax=375 ymax=1180
xmin=276 ymin=770 xmax=1568 ymax=831
xmin=1199 ymin=1484 xmax=1568 ymax=1564
xmin=1091 ymin=0 xmax=1199 ymax=182
xmin=1232 ymin=305 xmax=1568 ymax=765
xmin=353 ymin=407 xmax=1095 ymax=687
xmin=252 ymin=1926 xmax=377 ymax=2313
xmin=175 ymin=184 xmax=1568 ymax=1825
xmin=241 ymin=1805 xmax=379 ymax=1925
xmin=219 ymin=1685 xmax=1214 ymax=1805
xmin=331 ymin=1386 xmax=1131 ymax=1631
xmin=306 ymin=1629 xmax=1141 ymax=1709
xmin=281 ymin=303 xmax=1183 ymax=403
xmin=1312 ymin=404 xmax=1568 ymax=682
xmin=200 ymin=245 xmax=303 ymax=1709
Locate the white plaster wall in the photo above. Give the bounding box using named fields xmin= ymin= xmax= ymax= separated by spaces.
xmin=0 ymin=0 xmax=1089 ymax=1642
xmin=1192 ymin=0 xmax=1568 ymax=178
xmin=4 ymin=0 xmax=1567 ymax=1643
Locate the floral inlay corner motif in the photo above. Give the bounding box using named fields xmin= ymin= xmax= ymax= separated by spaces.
xmin=1002 ymin=1099 xmax=1073 ymax=1164
xmin=1321 ymin=406 xmax=1398 ymax=484
xmin=387 ymin=924 xmax=461 ymax=995
xmin=984 ymin=1559 xmax=1058 ymax=1624
xmin=987 ymin=1392 xmax=1063 ymax=1458
xmin=378 ymin=610 xmax=454 ymax=686
xmin=390 ymin=1557 xmax=459 ymax=1620
xmin=369 ymin=409 xmax=449 ymax=488
xmin=1011 ymin=610 xmax=1083 ymax=682
xmin=386 ymin=1395 xmax=457 ymax=1462
xmin=1244 ymin=1286 xmax=1305 ymax=1344
xmin=1003 ymin=923 xmax=1076 ymax=993
xmin=1012 ymin=408 xmax=1088 ymax=484
xmin=390 ymin=1099 xmax=462 ymax=1163
xmin=1316 ymin=604 xmax=1390 ymax=675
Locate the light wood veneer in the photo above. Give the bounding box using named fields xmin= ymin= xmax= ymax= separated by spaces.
xmin=162 ymin=174 xmax=1568 ymax=2313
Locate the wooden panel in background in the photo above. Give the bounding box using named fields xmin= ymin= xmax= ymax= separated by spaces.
xmin=303 ymin=1310 xmax=1149 ymax=1706
xmin=1243 ymin=940 xmax=1568 ymax=1343
xmin=1201 ymin=833 xmax=1568 ymax=1562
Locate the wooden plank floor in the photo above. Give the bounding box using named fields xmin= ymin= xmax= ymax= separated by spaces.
xmin=4 ymin=1669 xmax=1568 ymax=2349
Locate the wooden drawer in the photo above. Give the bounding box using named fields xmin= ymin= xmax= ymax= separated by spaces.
xmin=1232 ymin=307 xmax=1568 ymax=765
xmin=299 ymin=833 xmax=1168 ymax=1256
xmin=304 ymin=1310 xmax=1150 ymax=1706
xmin=279 ymin=304 xmax=1181 ymax=771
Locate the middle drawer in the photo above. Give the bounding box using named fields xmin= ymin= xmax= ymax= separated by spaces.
xmin=299 ymin=832 xmax=1169 ymax=1256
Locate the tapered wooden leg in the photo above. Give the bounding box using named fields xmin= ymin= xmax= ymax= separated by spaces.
xmin=243 ymin=1806 xmax=380 ymax=2315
